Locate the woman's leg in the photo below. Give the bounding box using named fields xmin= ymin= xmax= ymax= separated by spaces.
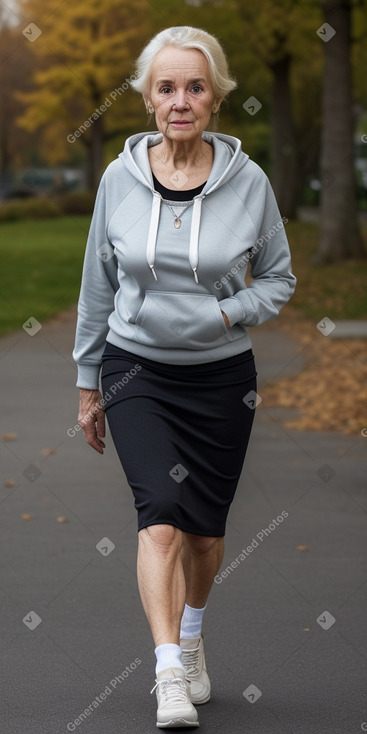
xmin=136 ymin=526 xmax=224 ymax=643
xmin=137 ymin=524 xmax=186 ymax=647
xmin=137 ymin=524 xmax=200 ymax=727
xmin=178 ymin=534 xmax=224 ymax=705
xmin=180 ymin=533 xmax=224 ymax=608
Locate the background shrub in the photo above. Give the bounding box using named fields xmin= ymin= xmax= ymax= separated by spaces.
xmin=53 ymin=191 xmax=95 ymax=215
xmin=0 ymin=191 xmax=95 ymax=221
xmin=0 ymin=197 xmax=61 ymax=221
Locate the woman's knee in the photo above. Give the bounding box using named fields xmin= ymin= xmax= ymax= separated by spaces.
xmin=141 ymin=523 xmax=182 ymax=553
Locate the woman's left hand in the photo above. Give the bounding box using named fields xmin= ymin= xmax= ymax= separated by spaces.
xmin=221 ymin=310 xmax=230 ymax=329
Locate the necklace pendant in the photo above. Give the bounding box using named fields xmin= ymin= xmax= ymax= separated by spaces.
xmin=174 ymin=217 xmax=181 ymax=229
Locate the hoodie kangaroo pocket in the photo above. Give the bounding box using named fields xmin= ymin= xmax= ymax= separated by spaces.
xmin=135 ymin=291 xmax=228 ymax=348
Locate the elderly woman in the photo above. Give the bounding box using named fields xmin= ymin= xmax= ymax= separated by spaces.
xmin=73 ymin=25 xmax=296 ymax=729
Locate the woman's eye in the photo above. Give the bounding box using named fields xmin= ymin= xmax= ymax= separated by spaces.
xmin=159 ymin=85 xmax=202 ymax=94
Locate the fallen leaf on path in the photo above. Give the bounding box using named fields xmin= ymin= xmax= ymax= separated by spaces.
xmin=262 ymin=309 xmax=367 ymax=434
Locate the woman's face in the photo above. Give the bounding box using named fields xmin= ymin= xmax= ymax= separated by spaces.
xmin=145 ymin=46 xmax=221 ymax=143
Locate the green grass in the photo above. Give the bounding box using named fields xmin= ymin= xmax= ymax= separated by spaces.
xmin=0 ymin=216 xmax=366 ymax=337
xmin=0 ymin=216 xmax=91 ymax=335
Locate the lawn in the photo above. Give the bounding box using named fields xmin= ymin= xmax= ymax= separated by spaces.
xmin=0 ymin=216 xmax=366 ymax=337
xmin=0 ymin=216 xmax=91 ymax=335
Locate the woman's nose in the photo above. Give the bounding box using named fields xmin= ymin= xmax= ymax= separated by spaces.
xmin=173 ymin=90 xmax=189 ymax=109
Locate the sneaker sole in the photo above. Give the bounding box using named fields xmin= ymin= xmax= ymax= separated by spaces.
xmin=191 ymin=693 xmax=210 ymax=705
xmin=156 ymin=718 xmax=199 ymax=728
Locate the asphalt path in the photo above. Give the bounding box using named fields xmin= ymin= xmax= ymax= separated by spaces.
xmin=0 ymin=305 xmax=366 ymax=734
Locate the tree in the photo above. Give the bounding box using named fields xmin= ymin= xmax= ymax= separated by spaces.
xmin=235 ymin=0 xmax=323 ymax=220
xmin=268 ymin=38 xmax=298 ymax=219
xmin=0 ymin=25 xmax=39 ymax=177
xmin=16 ymin=0 xmax=151 ymax=189
xmin=318 ymin=0 xmax=365 ymax=260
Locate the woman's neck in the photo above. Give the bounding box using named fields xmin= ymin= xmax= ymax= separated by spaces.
xmin=150 ymin=137 xmax=213 ymax=174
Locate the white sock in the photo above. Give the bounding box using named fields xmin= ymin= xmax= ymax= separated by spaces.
xmin=155 ymin=643 xmax=184 ymax=675
xmin=180 ymin=603 xmax=207 ymax=639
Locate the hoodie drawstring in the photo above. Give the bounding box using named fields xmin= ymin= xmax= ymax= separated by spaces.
xmin=146 ymin=191 xmax=161 ymax=281
xmin=189 ymin=197 xmax=202 ymax=284
xmin=146 ymin=192 xmax=204 ymax=284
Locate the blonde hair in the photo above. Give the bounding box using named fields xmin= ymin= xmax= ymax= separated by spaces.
xmin=130 ymin=26 xmax=237 ymax=108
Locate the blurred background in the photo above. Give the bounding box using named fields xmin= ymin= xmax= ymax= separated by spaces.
xmin=1 ymin=0 xmax=366 ymax=432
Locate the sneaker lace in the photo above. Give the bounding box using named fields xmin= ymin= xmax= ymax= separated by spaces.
xmin=181 ymin=646 xmax=200 ymax=678
xmin=150 ymin=676 xmax=188 ymax=704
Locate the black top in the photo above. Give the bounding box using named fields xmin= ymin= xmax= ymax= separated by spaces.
xmin=152 ymin=173 xmax=207 ymax=201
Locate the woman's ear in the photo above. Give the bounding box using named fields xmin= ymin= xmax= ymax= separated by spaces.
xmin=213 ymin=97 xmax=224 ymax=114
xmin=144 ymin=96 xmax=154 ymax=114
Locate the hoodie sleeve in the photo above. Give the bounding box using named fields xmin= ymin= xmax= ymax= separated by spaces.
xmin=72 ymin=171 xmax=119 ymax=389
xmin=218 ymin=173 xmax=296 ymax=328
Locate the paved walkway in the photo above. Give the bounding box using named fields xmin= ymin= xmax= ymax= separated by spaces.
xmin=0 ymin=306 xmax=366 ymax=734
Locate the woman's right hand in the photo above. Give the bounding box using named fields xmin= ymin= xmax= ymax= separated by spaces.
xmin=78 ymin=388 xmax=106 ymax=454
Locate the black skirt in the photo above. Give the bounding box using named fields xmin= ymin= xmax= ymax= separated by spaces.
xmin=100 ymin=341 xmax=257 ymax=537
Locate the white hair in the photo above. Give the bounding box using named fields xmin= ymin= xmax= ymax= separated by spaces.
xmin=130 ymin=26 xmax=237 ymax=108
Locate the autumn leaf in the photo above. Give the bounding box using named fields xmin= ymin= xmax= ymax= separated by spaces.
xmin=262 ymin=309 xmax=367 ymax=435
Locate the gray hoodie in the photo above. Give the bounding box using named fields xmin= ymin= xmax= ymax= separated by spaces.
xmin=72 ymin=131 xmax=296 ymax=389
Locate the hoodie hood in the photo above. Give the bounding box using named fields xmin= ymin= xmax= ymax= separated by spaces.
xmin=118 ymin=131 xmax=249 ymax=283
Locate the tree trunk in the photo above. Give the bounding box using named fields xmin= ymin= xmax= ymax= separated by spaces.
xmin=318 ymin=0 xmax=365 ymax=261
xmin=269 ymin=53 xmax=300 ymax=219
xmin=85 ymin=110 xmax=104 ymax=192
xmin=0 ymin=115 xmax=10 ymax=174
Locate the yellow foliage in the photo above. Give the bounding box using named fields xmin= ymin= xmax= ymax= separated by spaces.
xmin=17 ymin=0 xmax=151 ymax=140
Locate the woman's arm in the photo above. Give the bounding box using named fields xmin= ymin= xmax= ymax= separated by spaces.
xmin=218 ymin=175 xmax=296 ymax=328
xmin=72 ymin=170 xmax=119 ymax=390
xmin=78 ymin=388 xmax=106 ymax=454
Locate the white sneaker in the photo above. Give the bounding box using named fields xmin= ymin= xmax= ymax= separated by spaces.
xmin=151 ymin=666 xmax=199 ymax=728
xmin=180 ymin=637 xmax=211 ymax=704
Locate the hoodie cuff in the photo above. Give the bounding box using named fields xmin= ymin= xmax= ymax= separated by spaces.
xmin=218 ymin=297 xmax=244 ymax=328
xmin=76 ymin=364 xmax=101 ymax=390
